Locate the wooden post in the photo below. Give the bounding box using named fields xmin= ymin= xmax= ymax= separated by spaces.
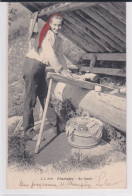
xmin=90 ymin=54 xmax=97 ymax=67
xmin=35 ymin=79 xmax=53 ymax=154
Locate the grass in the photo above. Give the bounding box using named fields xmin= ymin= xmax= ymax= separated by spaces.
xmin=53 ymin=149 xmax=125 ymax=173
xmin=8 ymin=134 xmax=35 ymax=170
xmin=8 ymin=36 xmax=27 ymax=117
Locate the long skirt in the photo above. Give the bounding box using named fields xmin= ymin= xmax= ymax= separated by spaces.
xmin=22 ymin=57 xmax=58 ymax=132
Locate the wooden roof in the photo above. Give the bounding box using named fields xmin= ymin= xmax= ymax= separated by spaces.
xmin=21 ymin=2 xmax=126 ymax=53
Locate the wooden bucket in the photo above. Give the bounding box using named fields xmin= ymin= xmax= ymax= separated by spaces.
xmin=66 ymin=117 xmax=103 ymax=149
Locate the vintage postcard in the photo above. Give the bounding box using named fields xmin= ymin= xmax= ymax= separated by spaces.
xmin=7 ymin=2 xmax=126 ymax=189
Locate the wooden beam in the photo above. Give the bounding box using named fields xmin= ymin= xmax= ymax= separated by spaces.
xmin=80 ymin=67 xmax=126 ymax=77
xmin=65 ymin=13 xmax=114 ymax=52
xmin=88 ymin=7 xmax=125 ymax=43
xmin=82 ymin=8 xmax=125 ymax=43
xmin=63 ymin=53 xmax=77 ymax=65
xmin=21 ymin=3 xmax=36 ymax=12
xmin=100 ymin=3 xmax=126 ymax=24
xmin=92 ymin=5 xmax=126 ymax=34
xmin=62 ymin=23 xmax=99 ymax=52
xmin=51 ymin=81 xmax=126 ymax=132
xmin=80 ymin=9 xmax=125 ymax=50
xmin=72 ymin=11 xmax=123 ymax=52
xmin=82 ymin=53 xmax=126 ymax=61
xmin=113 ymin=2 xmax=126 ymax=15
xmin=49 ymin=73 xmax=113 ymax=91
xmin=38 ymin=2 xmax=98 ymax=17
xmin=63 ymin=18 xmax=106 ymax=52
xmin=61 ymin=30 xmax=89 ymax=52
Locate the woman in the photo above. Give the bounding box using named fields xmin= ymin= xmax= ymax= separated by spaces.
xmin=22 ymin=14 xmax=68 ymax=140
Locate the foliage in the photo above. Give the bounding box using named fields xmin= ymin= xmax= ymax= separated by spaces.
xmin=8 ymin=134 xmax=35 ymax=169
xmin=8 ymin=6 xmax=17 ymax=26
xmin=9 ymin=25 xmax=28 ymax=41
xmin=102 ymin=123 xmax=126 ymax=153
xmin=51 ymin=98 xmax=76 ymax=121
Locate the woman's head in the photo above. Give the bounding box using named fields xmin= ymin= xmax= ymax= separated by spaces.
xmin=49 ymin=15 xmax=63 ymax=34
xmin=39 ymin=14 xmax=63 ymax=49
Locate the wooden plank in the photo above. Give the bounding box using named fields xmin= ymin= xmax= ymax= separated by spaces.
xmin=30 ymin=2 xmax=41 ymax=11
xmin=80 ymin=67 xmax=126 ymax=77
xmin=88 ymin=7 xmax=125 ymax=43
xmin=73 ymin=11 xmax=123 ymax=52
xmin=113 ymin=2 xmax=126 ymax=15
xmin=62 ymin=23 xmax=99 ymax=52
xmin=63 ymin=52 xmax=76 ymax=65
xmin=82 ymin=8 xmax=125 ymax=43
xmin=61 ymin=30 xmax=89 ymax=52
xmin=82 ymin=53 xmax=126 ymax=61
xmin=38 ymin=2 xmax=98 ymax=17
xmin=65 ymin=13 xmax=115 ymax=52
xmin=21 ymin=3 xmax=36 ymax=12
xmin=52 ymin=81 xmax=126 ymax=132
xmin=93 ymin=5 xmax=126 ymax=34
xmin=100 ymin=3 xmax=126 ymax=24
xmin=49 ymin=73 xmax=114 ymax=91
xmin=63 ymin=16 xmax=107 ymax=52
xmin=34 ymin=2 xmax=47 ymax=10
xmin=63 ymin=18 xmax=106 ymax=52
xmin=81 ymin=9 xmax=125 ymax=51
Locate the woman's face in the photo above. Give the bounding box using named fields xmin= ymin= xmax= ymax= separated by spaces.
xmin=50 ymin=18 xmax=62 ymax=34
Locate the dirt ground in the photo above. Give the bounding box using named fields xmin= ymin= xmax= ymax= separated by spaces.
xmin=26 ymin=130 xmax=126 ymax=170
xmin=26 ymin=131 xmax=72 ymax=166
xmin=8 ymin=116 xmax=126 ymax=174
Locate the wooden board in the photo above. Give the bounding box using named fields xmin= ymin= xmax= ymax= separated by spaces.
xmin=65 ymin=14 xmax=113 ymax=52
xmin=80 ymin=9 xmax=125 ymax=49
xmin=38 ymin=2 xmax=98 ymax=17
xmin=80 ymin=66 xmax=126 ymax=77
xmin=84 ymin=7 xmax=125 ymax=43
xmin=49 ymin=73 xmax=114 ymax=91
xmin=71 ymin=11 xmax=123 ymax=52
xmin=82 ymin=53 xmax=126 ymax=61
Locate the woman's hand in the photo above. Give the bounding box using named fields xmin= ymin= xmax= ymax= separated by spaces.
xmin=61 ymin=69 xmax=72 ymax=77
xmin=47 ymin=72 xmax=53 ymax=79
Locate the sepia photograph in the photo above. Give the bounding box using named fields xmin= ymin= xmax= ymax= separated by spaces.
xmin=7 ymin=2 xmax=126 ymax=189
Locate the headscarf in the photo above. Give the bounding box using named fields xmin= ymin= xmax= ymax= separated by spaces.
xmin=39 ymin=14 xmax=62 ymax=49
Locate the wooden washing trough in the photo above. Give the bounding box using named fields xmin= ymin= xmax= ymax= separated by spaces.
xmin=49 ymin=74 xmax=126 ymax=133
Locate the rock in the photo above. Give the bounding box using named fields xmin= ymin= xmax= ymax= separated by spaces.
xmin=8 ymin=116 xmax=22 ymax=133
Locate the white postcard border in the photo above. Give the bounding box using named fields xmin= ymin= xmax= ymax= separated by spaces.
xmin=0 ymin=2 xmax=132 ymax=195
